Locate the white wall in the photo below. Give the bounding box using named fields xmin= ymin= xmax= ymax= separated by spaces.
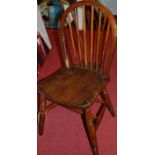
xmin=98 ymin=0 xmax=117 ymax=15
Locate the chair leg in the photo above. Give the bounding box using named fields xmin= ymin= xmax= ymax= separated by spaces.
xmin=38 ymin=95 xmax=46 ymax=135
xmin=100 ymin=88 xmax=115 ymax=117
xmin=94 ymin=104 xmax=106 ymax=130
xmin=81 ymin=109 xmax=99 ymax=155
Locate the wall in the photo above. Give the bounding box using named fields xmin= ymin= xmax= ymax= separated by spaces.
xmin=98 ymin=0 xmax=117 ymax=15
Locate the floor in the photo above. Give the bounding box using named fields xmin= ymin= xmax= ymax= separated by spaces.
xmin=37 ymin=29 xmax=117 ymax=155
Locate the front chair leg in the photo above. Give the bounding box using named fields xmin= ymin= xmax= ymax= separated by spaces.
xmin=38 ymin=95 xmax=46 ymax=135
xmin=81 ymin=109 xmax=99 ymax=155
xmin=100 ymin=88 xmax=115 ymax=117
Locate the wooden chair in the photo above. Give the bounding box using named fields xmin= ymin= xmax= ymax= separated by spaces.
xmin=38 ymin=1 xmax=117 ymax=155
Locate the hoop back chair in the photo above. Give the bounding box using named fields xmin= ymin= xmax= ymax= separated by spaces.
xmin=38 ymin=1 xmax=117 ymax=155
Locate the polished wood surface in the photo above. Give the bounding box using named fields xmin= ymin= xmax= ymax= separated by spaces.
xmin=60 ymin=1 xmax=116 ymax=75
xmin=82 ymin=109 xmax=98 ymax=155
xmin=38 ymin=67 xmax=107 ymax=108
xmin=38 ymin=1 xmax=116 ymax=155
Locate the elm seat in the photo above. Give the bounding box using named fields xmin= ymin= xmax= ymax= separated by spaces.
xmin=38 ymin=67 xmax=108 ymax=108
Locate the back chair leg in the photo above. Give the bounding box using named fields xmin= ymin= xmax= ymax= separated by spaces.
xmin=81 ymin=109 xmax=99 ymax=155
xmin=38 ymin=95 xmax=46 ymax=135
xmin=100 ymin=88 xmax=115 ymax=117
xmin=94 ymin=104 xmax=106 ymax=130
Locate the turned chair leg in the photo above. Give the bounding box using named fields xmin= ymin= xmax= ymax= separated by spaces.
xmin=38 ymin=95 xmax=46 ymax=135
xmin=81 ymin=109 xmax=99 ymax=155
xmin=100 ymin=88 xmax=115 ymax=117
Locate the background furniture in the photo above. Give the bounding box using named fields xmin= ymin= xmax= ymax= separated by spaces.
xmin=37 ymin=5 xmax=52 ymax=74
xmin=38 ymin=1 xmax=116 ymax=155
xmin=37 ymin=5 xmax=51 ymax=49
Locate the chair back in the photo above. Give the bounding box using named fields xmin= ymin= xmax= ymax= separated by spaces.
xmin=60 ymin=1 xmax=116 ymax=76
